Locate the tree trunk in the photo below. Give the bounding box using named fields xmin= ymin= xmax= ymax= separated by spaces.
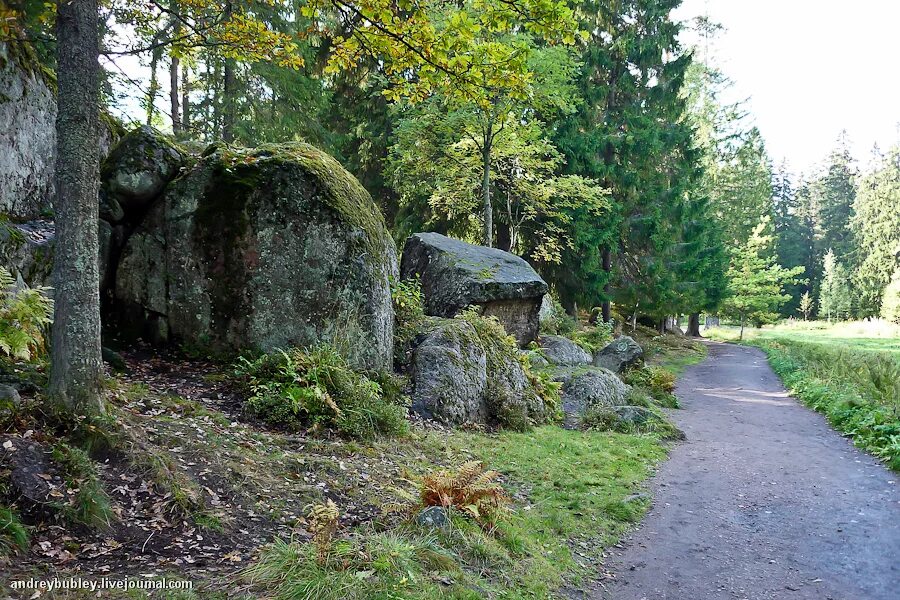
xmin=181 ymin=62 xmax=190 ymax=132
xmin=496 ymin=221 xmax=511 ymax=252
xmin=222 ymin=2 xmax=236 ymax=142
xmin=50 ymin=0 xmax=104 ymax=416
xmin=481 ymin=128 xmax=493 ymax=247
xmin=169 ymin=1 xmax=182 ymax=133
xmin=600 ymin=245 xmax=611 ymax=322
xmin=169 ymin=54 xmax=180 ymax=134
xmin=739 ymin=314 xmax=745 ymax=341
xmin=687 ymin=312 xmax=701 ymax=337
xmin=146 ymin=46 xmax=162 ymax=125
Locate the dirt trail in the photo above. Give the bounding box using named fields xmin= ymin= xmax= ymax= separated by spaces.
xmin=600 ymin=341 xmax=900 ymax=600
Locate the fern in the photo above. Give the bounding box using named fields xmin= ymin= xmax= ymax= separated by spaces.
xmin=421 ymin=461 xmax=509 ymax=524
xmin=0 ymin=267 xmax=53 ymax=361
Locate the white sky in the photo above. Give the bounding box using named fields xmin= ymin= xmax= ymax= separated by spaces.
xmin=674 ymin=0 xmax=900 ymax=175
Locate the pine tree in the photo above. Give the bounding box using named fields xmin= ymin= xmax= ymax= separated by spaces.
xmin=771 ymin=163 xmax=809 ymax=316
xmin=819 ymin=250 xmax=853 ymax=322
xmin=719 ymin=219 xmax=804 ymax=339
xmin=851 ymin=145 xmax=900 ymax=317
xmin=813 ymin=133 xmax=858 ymax=267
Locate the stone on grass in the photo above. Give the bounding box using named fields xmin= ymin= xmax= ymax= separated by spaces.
xmin=416 ymin=506 xmax=450 ymax=530
xmin=400 ymin=232 xmax=547 ymax=347
xmin=411 ymin=318 xmax=487 ymax=425
xmin=593 ymin=336 xmax=644 ymax=373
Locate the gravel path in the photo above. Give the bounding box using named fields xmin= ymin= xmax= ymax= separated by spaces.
xmin=600 ymin=341 xmax=900 ymax=600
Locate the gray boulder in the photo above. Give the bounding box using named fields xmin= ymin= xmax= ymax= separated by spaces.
xmin=400 ymin=232 xmax=547 ymax=347
xmin=101 ymin=126 xmax=183 ymax=215
xmin=410 ymin=317 xmax=546 ymax=428
xmin=593 ymin=336 xmax=644 ymax=373
xmin=411 ymin=319 xmax=487 ymax=425
xmin=115 ymin=143 xmax=398 ymax=369
xmin=539 ymin=335 xmax=591 ymax=366
xmin=557 ymin=367 xmax=630 ymax=427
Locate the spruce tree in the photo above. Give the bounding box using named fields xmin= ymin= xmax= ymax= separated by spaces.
xmin=850 ymin=145 xmax=900 ymax=317
xmin=819 ymin=250 xmax=853 ymax=322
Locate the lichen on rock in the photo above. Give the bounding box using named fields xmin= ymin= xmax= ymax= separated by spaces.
xmin=114 ymin=142 xmax=398 ymax=370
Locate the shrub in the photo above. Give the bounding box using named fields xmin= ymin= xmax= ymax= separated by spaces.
xmin=0 ymin=505 xmax=29 ymax=556
xmin=0 ymin=266 xmax=53 ymax=361
xmin=235 ymin=345 xmax=409 ymax=440
xmin=571 ymin=321 xmax=614 ymax=354
xmin=622 ymin=366 xmax=678 ymax=408
xmin=391 ymin=277 xmax=426 ymax=367
xmin=421 ymin=461 xmax=509 ymax=525
xmin=539 ymin=295 xmax=577 ymax=336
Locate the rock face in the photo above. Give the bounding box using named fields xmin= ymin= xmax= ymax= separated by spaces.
xmin=410 ymin=317 xmax=546 ymax=428
xmin=593 ymin=336 xmax=644 ymax=373
xmin=0 ymin=41 xmax=57 ymax=220
xmin=400 ymin=233 xmax=547 ymax=347
xmin=0 ymin=40 xmax=120 ymax=221
xmin=0 ymin=220 xmax=55 ymax=288
xmin=539 ymin=335 xmax=591 ymax=366
xmin=115 ymin=144 xmax=398 ymax=369
xmin=101 ymin=126 xmax=184 ymax=217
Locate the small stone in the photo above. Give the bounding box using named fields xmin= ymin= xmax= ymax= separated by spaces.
xmin=415 ymin=506 xmax=450 ymax=530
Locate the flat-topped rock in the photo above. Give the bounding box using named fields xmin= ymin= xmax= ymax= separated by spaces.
xmin=400 ymin=232 xmax=547 ymax=347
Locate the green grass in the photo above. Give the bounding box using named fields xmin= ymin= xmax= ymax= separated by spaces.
xmin=708 ymin=321 xmax=900 ymax=471
xmin=245 ymin=426 xmax=666 ymax=599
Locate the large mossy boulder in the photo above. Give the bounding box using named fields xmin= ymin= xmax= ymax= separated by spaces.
xmin=410 ymin=316 xmax=548 ymax=429
xmin=115 ymin=143 xmax=398 ymax=369
xmin=101 ymin=125 xmax=184 ymax=218
xmin=538 ymin=335 xmax=591 ymax=367
xmin=592 ymin=335 xmax=644 ymax=373
xmin=411 ymin=319 xmax=488 ymax=424
xmin=400 ymin=233 xmax=547 ymax=347
xmin=557 ymin=367 xmax=629 ymax=427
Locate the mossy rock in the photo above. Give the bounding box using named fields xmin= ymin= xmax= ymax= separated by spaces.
xmin=114 ymin=142 xmax=398 ymax=369
xmin=101 ymin=125 xmax=184 ymax=215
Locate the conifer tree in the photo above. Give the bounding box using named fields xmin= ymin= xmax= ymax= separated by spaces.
xmin=850 ymin=145 xmax=900 ymax=317
xmin=819 ymin=250 xmax=853 ymax=322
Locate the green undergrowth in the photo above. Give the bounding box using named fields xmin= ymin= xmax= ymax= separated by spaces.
xmin=749 ymin=337 xmax=900 ymax=470
xmin=235 ymin=345 xmax=409 ymax=440
xmin=245 ymin=426 xmax=665 ymax=599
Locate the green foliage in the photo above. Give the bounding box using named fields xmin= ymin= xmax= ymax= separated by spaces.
xmin=819 ymin=249 xmax=853 ymax=322
xmin=622 ymin=366 xmax=679 ymax=408
xmin=391 ymin=277 xmax=426 ymax=368
xmin=0 ymin=505 xmax=29 ymax=556
xmin=797 ymin=291 xmax=814 ymax=321
xmin=720 ymin=219 xmax=805 ymax=336
xmin=235 ymin=346 xmax=409 ymax=440
xmin=754 ymin=338 xmax=900 ymax=471
xmin=882 ymin=268 xmax=900 ymax=324
xmin=538 ymin=295 xmax=577 ymax=336
xmin=570 ymin=322 xmax=614 ymax=354
xmin=0 ymin=266 xmax=53 ymax=361
xmin=50 ymin=443 xmax=114 ymax=529
xmin=851 ymin=146 xmax=900 ymax=317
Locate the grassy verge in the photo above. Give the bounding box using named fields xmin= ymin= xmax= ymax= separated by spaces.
xmin=707 ymin=326 xmax=900 ymax=471
xmin=244 ymin=426 xmax=665 ymax=599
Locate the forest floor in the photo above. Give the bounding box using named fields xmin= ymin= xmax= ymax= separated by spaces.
xmin=597 ymin=341 xmax=900 ymax=600
xmin=0 ymin=332 xmax=704 ymax=599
